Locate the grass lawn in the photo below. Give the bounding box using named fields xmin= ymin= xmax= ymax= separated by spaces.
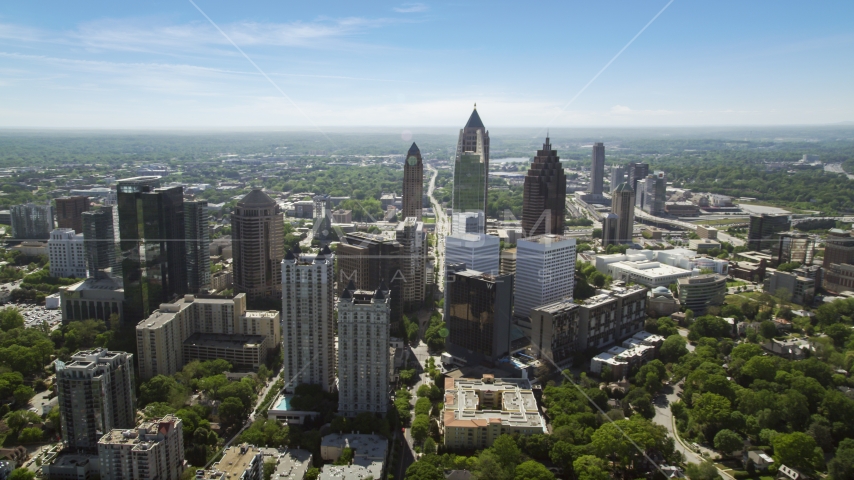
xmin=727 ymin=280 xmax=749 ymax=287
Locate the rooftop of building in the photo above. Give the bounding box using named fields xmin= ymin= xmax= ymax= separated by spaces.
xmin=237 ymin=188 xmax=277 ymax=207
xmin=452 ymin=268 xmax=506 ymax=283
xmin=518 ymin=233 xmax=575 ymax=246
xmin=260 ymin=448 xmax=313 ymax=480
xmin=208 ymin=444 xmax=261 ymax=478
xmin=44 ymin=450 xmax=99 ymax=469
xmin=62 ymin=276 xmax=123 ymax=293
xmin=183 ymin=332 xmax=265 ymax=349
xmin=677 ymin=273 xmax=727 ymax=285
xmin=611 ymin=260 xmax=692 ymax=278
xmin=99 ymin=415 xmax=180 ymax=448
xmin=443 ymin=375 xmax=545 ymax=430
xmin=137 ymin=294 xmax=243 ymax=329
xmin=242 ymin=310 xmax=279 ymax=319
xmin=532 ymin=298 xmax=579 ymax=315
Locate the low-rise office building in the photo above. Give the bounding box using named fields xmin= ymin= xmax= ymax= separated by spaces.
xmin=824 ymin=263 xmax=854 ymax=294
xmin=763 ymin=269 xmax=815 ymax=306
xmin=677 ymin=274 xmax=727 ymax=315
xmin=60 ymin=277 xmax=125 ymax=325
xmin=443 ymin=375 xmax=546 ymax=450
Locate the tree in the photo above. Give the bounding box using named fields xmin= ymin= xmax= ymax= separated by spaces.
xmin=18 ymin=427 xmax=42 ymax=443
xmin=423 ymin=437 xmax=436 ymax=455
xmin=218 ymin=397 xmax=246 ymax=429
xmin=513 ymin=461 xmax=554 ymax=480
xmin=692 ymin=393 xmax=731 ymax=427
xmin=199 ymin=375 xmax=229 ymax=399
xmin=759 ymin=320 xmax=777 ymax=339
xmin=0 ymin=308 xmax=24 ymax=331
xmin=713 ymin=429 xmax=743 ymax=454
xmin=772 ymin=432 xmax=821 ymax=472
xmin=685 ymin=461 xmax=718 ymax=480
xmin=660 ymin=334 xmax=689 ymax=363
xmin=491 ymin=434 xmax=522 ymax=472
xmin=740 ymin=355 xmax=777 ymax=383
xmin=8 ymin=469 xmax=34 ymax=480
xmin=411 ymin=414 xmax=429 ymax=444
xmin=549 ymin=441 xmax=575 ymax=471
xmin=730 ymin=343 xmax=763 ymax=363
xmin=828 ymin=439 xmax=854 ymax=480
xmin=304 ymin=468 xmax=320 ymax=480
xmin=139 ymin=375 xmax=181 ymax=406
xmin=415 ymin=397 xmax=432 ymax=416
xmin=405 ymin=455 xmax=445 ymax=480
xmin=5 ymin=410 xmax=40 ymax=433
xmin=573 ymin=455 xmax=609 ymax=480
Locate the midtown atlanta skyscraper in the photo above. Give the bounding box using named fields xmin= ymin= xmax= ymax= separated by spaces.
xmin=452 ymin=105 xmax=489 ymax=231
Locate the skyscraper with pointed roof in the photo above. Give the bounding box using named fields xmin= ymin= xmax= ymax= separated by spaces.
xmin=232 ymin=189 xmax=284 ymax=303
xmin=402 ymin=142 xmax=423 ymax=221
xmin=452 ymin=105 xmax=489 ymax=233
xmin=522 ymin=136 xmax=566 ymax=236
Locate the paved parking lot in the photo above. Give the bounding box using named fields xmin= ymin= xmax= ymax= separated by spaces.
xmin=4 ymin=302 xmax=63 ymax=331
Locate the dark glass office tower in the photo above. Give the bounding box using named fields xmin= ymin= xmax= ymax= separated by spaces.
xmin=184 ymin=200 xmax=211 ymax=293
xmin=588 ymin=142 xmax=605 ymax=195
xmin=627 ymin=162 xmax=649 ymax=192
xmin=82 ymin=206 xmax=121 ymax=281
xmin=522 ymin=136 xmax=566 ymax=236
xmin=117 ymin=177 xmax=187 ymax=322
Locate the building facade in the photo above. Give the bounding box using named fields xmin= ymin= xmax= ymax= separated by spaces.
xmin=452 ymin=107 xmax=489 ymax=228
xmin=10 ymin=202 xmax=53 ymax=240
xmin=337 ymin=232 xmax=403 ymax=326
xmin=677 ymin=274 xmax=728 ymax=314
xmin=530 ymin=299 xmax=579 ymax=368
xmin=610 ymin=166 xmax=625 ymax=193
xmin=98 ymin=415 xmax=184 ymax=480
xmin=747 ymin=214 xmax=791 ymax=252
xmin=402 ymin=142 xmax=423 ymax=221
xmin=232 ymin=189 xmax=284 ymax=303
xmin=55 ymin=196 xmax=90 ymax=234
xmin=514 ymin=234 xmax=576 ymax=319
xmin=60 ymin=277 xmax=125 ymax=325
xmin=82 ymin=206 xmax=121 ymax=282
xmin=451 ymin=211 xmax=484 ymax=235
xmin=337 ymin=283 xmax=391 ymax=416
xmin=48 ymin=228 xmax=87 ymax=278
xmin=117 ymin=177 xmax=187 ymax=322
xmin=395 ymin=218 xmax=427 ymax=311
xmin=575 ymin=285 xmax=647 ymax=352
xmin=612 ymin=183 xmax=635 ymax=244
xmin=185 ymin=200 xmax=212 ymax=293
xmin=282 ymin=246 xmax=336 ymax=393
xmin=443 ymin=375 xmax=546 ymax=450
xmin=588 ymin=142 xmax=605 ymax=195
xmin=626 ymin=162 xmax=649 ymax=193
xmin=522 ymin=136 xmax=566 ymax=236
xmin=763 ymin=270 xmax=815 ymax=306
xmin=136 ymin=293 xmax=280 ymax=379
xmin=823 ymin=228 xmax=854 ymax=268
xmin=775 ymin=231 xmax=815 ymax=266
xmin=601 ymin=212 xmax=619 ymax=247
xmin=445 ymin=266 xmax=514 ymax=364
xmin=55 ymin=349 xmax=136 ymax=450
xmin=445 ymin=233 xmax=500 ymax=276
xmin=824 ymin=263 xmax=854 ymax=294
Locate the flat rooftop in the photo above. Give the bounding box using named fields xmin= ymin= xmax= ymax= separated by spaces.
xmin=443 ymin=376 xmax=546 ymax=430
xmin=64 ymin=277 xmax=123 ymax=292
xmin=184 ymin=332 xmax=265 ymax=349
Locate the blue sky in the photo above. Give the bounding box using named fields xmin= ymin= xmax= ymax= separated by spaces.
xmin=1 ymin=1 xmax=852 ymax=128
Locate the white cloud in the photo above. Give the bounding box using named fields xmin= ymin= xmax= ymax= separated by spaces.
xmin=393 ymin=3 xmax=429 ymax=13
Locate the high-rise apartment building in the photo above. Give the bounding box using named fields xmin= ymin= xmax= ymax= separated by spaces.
xmin=98 ymin=415 xmax=184 ymax=480
xmin=627 ymin=162 xmax=649 ymax=192
xmin=55 ymin=349 xmax=136 ymax=450
xmin=522 ymin=136 xmax=566 ymax=236
xmin=10 ymin=202 xmax=53 ymax=240
xmin=185 ymin=200 xmax=211 ymax=293
xmin=402 ymin=143 xmax=423 ymax=221
xmin=601 ymin=213 xmax=619 ymax=247
xmin=337 ymin=232 xmax=403 ymax=325
xmin=337 ymin=282 xmax=391 ymax=416
xmin=136 ymin=293 xmax=280 ymax=379
xmin=445 ymin=233 xmax=499 ymax=275
xmin=747 ymin=214 xmax=791 ymax=252
xmin=610 ymin=166 xmax=625 ymax=193
xmin=611 ymin=183 xmax=635 ymax=244
xmin=445 ymin=266 xmax=513 ymax=363
xmin=48 ymin=228 xmax=87 ymax=278
xmin=117 ymin=177 xmax=187 ymax=322
xmin=395 ymin=218 xmax=427 ymax=311
xmin=282 ymin=246 xmax=336 ymax=393
xmin=82 ymin=207 xmax=121 ymax=282
xmin=514 ymin=234 xmax=576 ymax=319
xmin=530 ymin=299 xmax=579 ymax=367
xmin=588 ymin=142 xmax=605 ymax=195
xmin=232 ymin=189 xmax=284 ymax=302
xmin=55 ymin=196 xmax=90 ymax=234
xmin=452 ymin=106 xmax=489 ymax=230
xmin=823 ymin=228 xmax=854 ymax=268
xmin=575 ymin=285 xmax=647 ymax=351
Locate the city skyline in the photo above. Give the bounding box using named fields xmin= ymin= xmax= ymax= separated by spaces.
xmin=2 ymin=2 xmax=853 ymax=127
